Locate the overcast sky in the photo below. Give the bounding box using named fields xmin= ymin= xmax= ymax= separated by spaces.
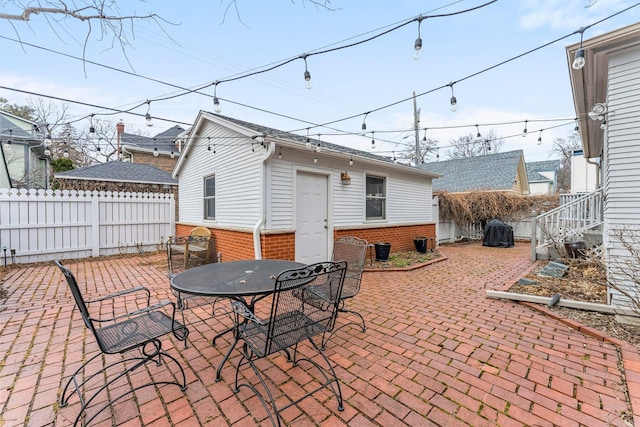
xmin=1 ymin=0 xmax=639 ymax=162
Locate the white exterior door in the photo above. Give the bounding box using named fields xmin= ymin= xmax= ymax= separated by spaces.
xmin=295 ymin=172 xmax=328 ymax=264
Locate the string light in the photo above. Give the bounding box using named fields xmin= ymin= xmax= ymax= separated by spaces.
xmin=89 ymin=114 xmax=96 ymax=136
xmin=371 ymin=130 xmax=376 ymax=149
xmin=349 ymin=155 xmax=353 ymax=166
xmin=213 ymin=81 xmax=222 ymax=113
xmin=313 ymin=153 xmax=318 ymax=163
xmin=572 ymin=28 xmax=586 ymax=70
xmin=522 ymin=120 xmax=528 ymax=137
xmin=44 ymin=133 xmax=52 ymax=147
xmin=537 ymin=130 xmax=543 ymax=145
xmin=63 ymin=148 xmax=69 ymax=158
xmin=278 ymin=149 xmax=282 ymax=159
xmin=145 ymin=100 xmax=153 ymax=127
xmin=361 ymin=112 xmax=369 ymax=136
xmin=3 ymin=129 xmax=12 ymax=150
xmin=448 ymin=83 xmax=458 ymax=112
xmin=153 ymin=138 xmax=159 ymax=157
xmin=574 ymin=118 xmax=579 ymax=133
xmin=423 ymin=128 xmax=427 ymax=141
xmin=600 ymin=119 xmax=607 ymax=130
xmin=475 ymin=124 xmax=481 ymax=139
xmin=302 ymin=54 xmax=312 ymax=89
xmin=207 ymin=137 xmax=212 ymax=153
xmin=413 ymin=17 xmax=423 ymax=60
xmin=170 ymin=149 xmax=175 ymax=159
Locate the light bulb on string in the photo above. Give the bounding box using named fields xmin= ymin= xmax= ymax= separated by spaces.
xmin=278 ymin=149 xmax=282 ymax=159
xmin=522 ymin=120 xmax=528 ymax=137
xmin=153 ymin=138 xmax=159 ymax=157
xmin=170 ymin=150 xmax=175 ymax=159
xmin=44 ymin=147 xmax=51 ymax=156
xmin=63 ymin=148 xmax=69 ymax=158
xmin=449 ymin=83 xmax=458 ymax=112
xmin=3 ymin=129 xmax=12 ymax=150
xmin=89 ymin=114 xmax=96 ymax=136
xmin=371 ymin=131 xmax=376 ymax=149
xmin=475 ymin=124 xmax=481 ymax=139
xmin=145 ymin=101 xmax=153 ymax=127
xmin=423 ymin=128 xmax=427 ymax=142
xmin=361 ymin=112 xmax=369 ymax=136
xmin=572 ymin=28 xmax=586 ymax=70
xmin=537 ymin=130 xmax=543 ymax=145
xmin=574 ymin=118 xmax=580 ymax=133
xmin=207 ymin=137 xmax=213 ymax=153
xmin=302 ymin=54 xmax=312 ymax=89
xmin=213 ymin=82 xmax=222 ymax=113
xmin=313 ymin=154 xmax=318 ymax=164
xmin=44 ymin=133 xmax=52 ymax=147
xmin=413 ymin=17 xmax=423 ymax=60
xmin=600 ymin=119 xmax=607 ymax=130
xmin=349 ymin=155 xmax=353 ymax=166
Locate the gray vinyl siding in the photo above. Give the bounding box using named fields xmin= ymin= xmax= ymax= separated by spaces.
xmin=178 ymin=124 xmax=262 ymax=228
xmin=604 ymin=46 xmax=640 ymax=306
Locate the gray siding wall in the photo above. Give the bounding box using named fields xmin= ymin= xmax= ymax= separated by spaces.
xmin=604 ymin=45 xmax=640 ymax=307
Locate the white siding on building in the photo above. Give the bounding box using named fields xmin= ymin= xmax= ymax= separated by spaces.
xmin=571 ymin=151 xmax=599 ymax=193
xmin=178 ymin=124 xmax=263 ymax=229
xmin=604 ymin=45 xmax=640 ymax=306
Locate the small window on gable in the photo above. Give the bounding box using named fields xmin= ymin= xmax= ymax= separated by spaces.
xmin=365 ymin=175 xmax=386 ymax=220
xmin=204 ymin=175 xmax=215 ymax=220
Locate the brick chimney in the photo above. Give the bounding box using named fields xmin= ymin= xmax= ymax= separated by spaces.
xmin=116 ymin=120 xmax=124 ymax=160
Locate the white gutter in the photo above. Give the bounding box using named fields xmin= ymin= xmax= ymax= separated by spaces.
xmin=253 ymin=140 xmax=276 ymax=259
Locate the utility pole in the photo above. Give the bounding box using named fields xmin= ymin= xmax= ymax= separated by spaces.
xmin=413 ymin=91 xmax=420 ymax=165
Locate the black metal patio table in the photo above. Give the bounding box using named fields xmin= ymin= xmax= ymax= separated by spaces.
xmin=170 ymin=259 xmax=305 ymax=381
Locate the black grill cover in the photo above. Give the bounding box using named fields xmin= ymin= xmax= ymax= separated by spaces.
xmin=482 ymin=219 xmax=514 ymax=248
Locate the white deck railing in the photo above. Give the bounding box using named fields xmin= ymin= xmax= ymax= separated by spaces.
xmin=531 ymin=188 xmax=603 ymax=259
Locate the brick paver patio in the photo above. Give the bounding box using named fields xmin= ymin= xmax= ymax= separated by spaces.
xmin=1 ymin=242 xmax=639 ymax=426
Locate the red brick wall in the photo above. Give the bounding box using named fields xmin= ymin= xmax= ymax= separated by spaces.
xmin=335 ymin=224 xmax=437 ymax=251
xmin=129 ymin=152 xmax=177 ymax=174
xmin=176 ymin=223 xmax=436 ymax=261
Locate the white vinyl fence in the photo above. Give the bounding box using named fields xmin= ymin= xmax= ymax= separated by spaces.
xmin=0 ymin=188 xmax=175 ymax=265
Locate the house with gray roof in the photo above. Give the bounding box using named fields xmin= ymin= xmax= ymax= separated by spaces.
xmin=0 ymin=110 xmax=50 ymax=189
xmin=173 ymin=111 xmax=441 ymax=263
xmin=117 ymin=121 xmax=186 ymax=174
xmin=54 ymin=161 xmax=177 ymax=193
xmin=526 ymin=160 xmax=560 ymax=194
xmin=418 ymin=150 xmax=530 ymax=194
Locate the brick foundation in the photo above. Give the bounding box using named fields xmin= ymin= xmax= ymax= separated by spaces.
xmin=176 ymin=223 xmax=436 ymax=261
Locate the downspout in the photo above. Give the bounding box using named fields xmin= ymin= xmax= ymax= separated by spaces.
xmin=586 ymin=157 xmax=601 ymax=189
xmin=253 ymin=140 xmax=275 ymax=259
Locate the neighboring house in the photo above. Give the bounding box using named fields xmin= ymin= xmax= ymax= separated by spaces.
xmin=526 ymin=160 xmax=560 ymax=195
xmin=173 ymin=111 xmax=440 ymax=263
xmin=566 ymin=22 xmax=640 ymax=307
xmin=117 ymin=121 xmax=186 ymax=174
xmin=54 ymin=161 xmax=178 ymax=193
xmin=419 ymin=150 xmax=530 ymax=194
xmin=570 ymin=149 xmax=599 ymax=193
xmin=0 ymin=111 xmax=50 ymax=189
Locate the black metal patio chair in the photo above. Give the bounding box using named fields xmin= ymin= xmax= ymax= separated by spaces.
xmin=167 ymin=231 xmax=233 ymax=349
xmin=231 ymin=261 xmax=347 ymax=427
xmin=55 ymin=260 xmax=188 ymax=427
xmin=321 ymin=236 xmax=368 ymax=347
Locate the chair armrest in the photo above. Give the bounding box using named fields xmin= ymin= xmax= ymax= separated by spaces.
xmin=91 ymin=299 xmax=176 ymax=323
xmin=231 ymin=301 xmax=267 ymax=325
xmin=167 ymin=235 xmax=190 ymax=245
xmin=85 ymin=286 xmax=151 ymax=306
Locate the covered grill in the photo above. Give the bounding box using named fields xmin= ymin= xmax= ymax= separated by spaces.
xmin=482 ymin=219 xmax=514 ymax=248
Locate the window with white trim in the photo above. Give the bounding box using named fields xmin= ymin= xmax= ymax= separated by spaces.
xmin=204 ymin=175 xmax=215 ymax=220
xmin=365 ymin=175 xmax=386 ymax=220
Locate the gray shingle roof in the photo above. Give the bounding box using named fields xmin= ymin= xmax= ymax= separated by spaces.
xmin=526 ymin=160 xmax=560 ymax=183
xmin=209 ymin=113 xmax=399 ymax=165
xmin=121 ymin=125 xmax=185 ymax=153
xmin=54 ymin=161 xmax=178 ymax=185
xmin=418 ymin=150 xmax=525 ymax=192
xmin=0 ymin=112 xmax=43 ymax=140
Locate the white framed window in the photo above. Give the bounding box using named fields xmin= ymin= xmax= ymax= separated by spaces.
xmin=204 ymin=175 xmax=215 ymax=220
xmin=365 ymin=175 xmax=386 ymax=220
